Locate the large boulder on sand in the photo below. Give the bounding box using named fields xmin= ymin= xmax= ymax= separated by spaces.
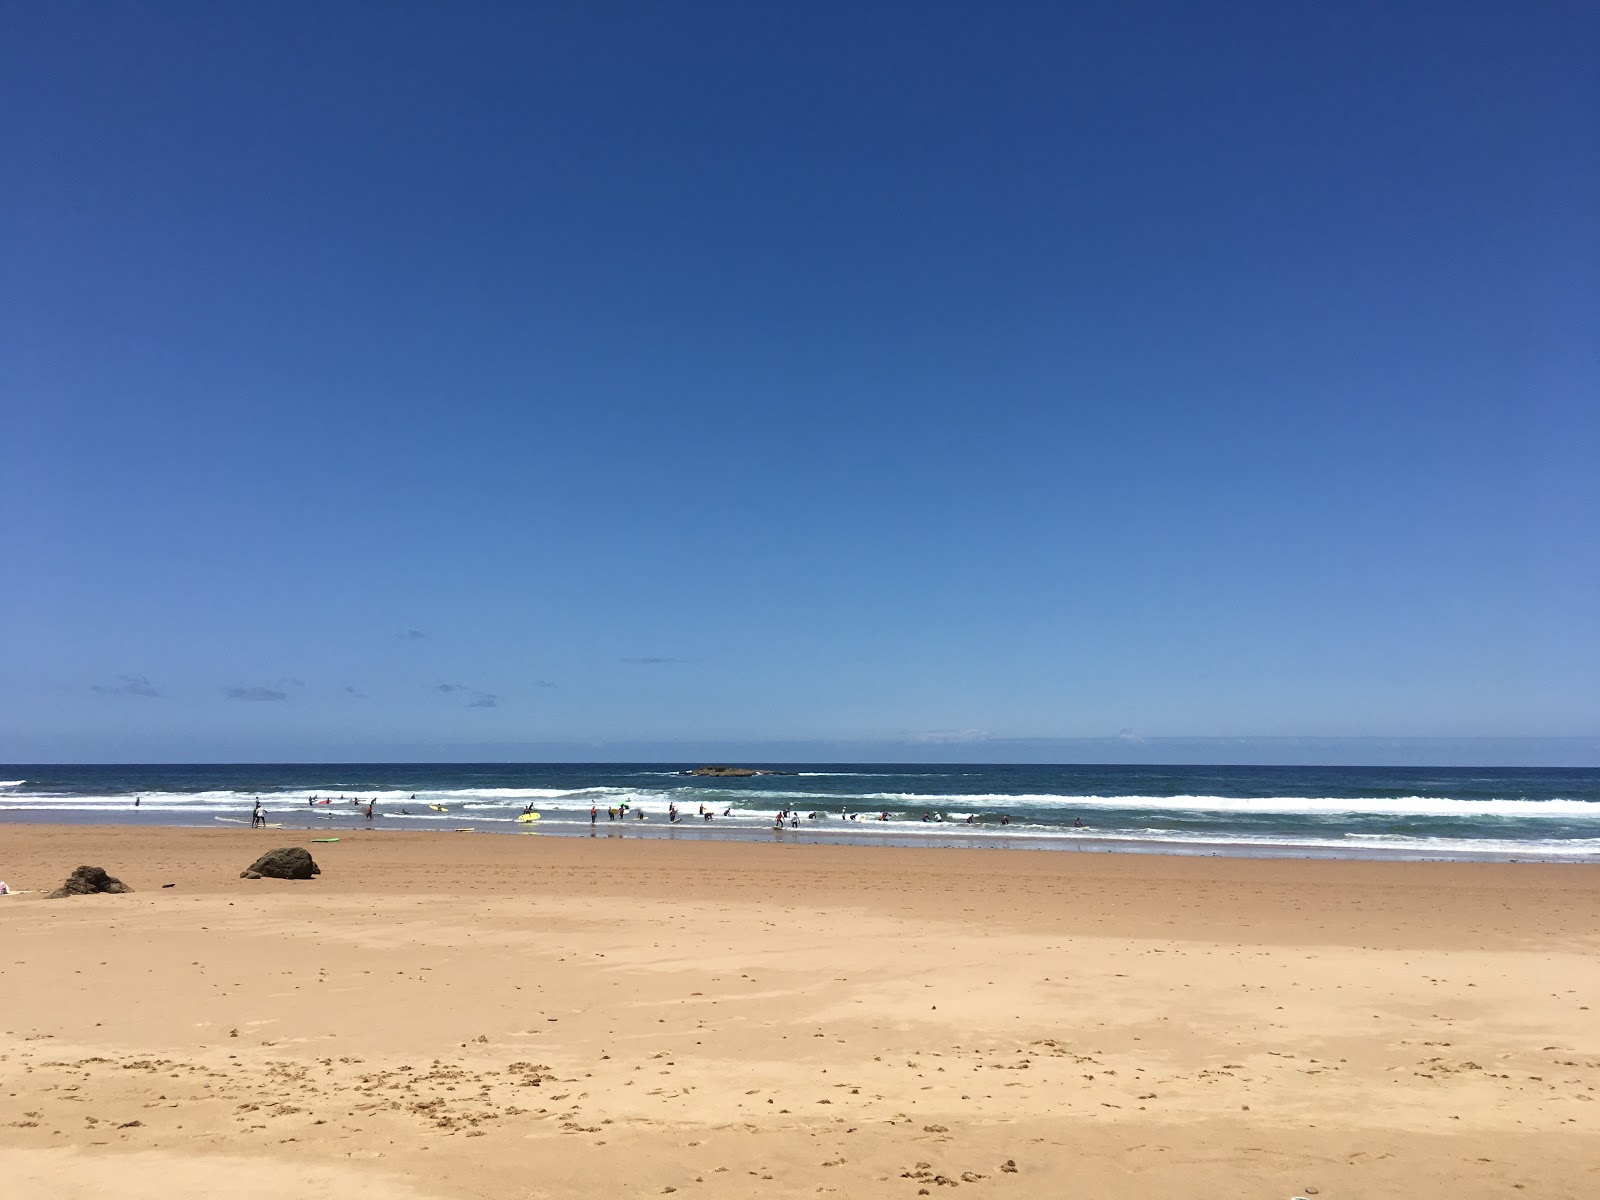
xmin=47 ymin=865 xmax=133 ymax=898
xmin=241 ymin=847 xmax=320 ymax=880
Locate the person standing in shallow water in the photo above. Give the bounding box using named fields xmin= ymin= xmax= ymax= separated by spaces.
xmin=590 ymin=804 xmax=598 ymax=826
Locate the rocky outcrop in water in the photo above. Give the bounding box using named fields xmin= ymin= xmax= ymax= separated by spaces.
xmin=681 ymin=765 xmax=793 ymax=777
xmin=47 ymin=865 xmax=133 ymax=898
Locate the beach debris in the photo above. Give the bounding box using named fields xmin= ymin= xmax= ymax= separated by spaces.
xmin=240 ymin=847 xmax=320 ymax=880
xmin=1000 ymin=1160 xmax=1018 ymax=1173
xmin=47 ymin=865 xmax=133 ymax=898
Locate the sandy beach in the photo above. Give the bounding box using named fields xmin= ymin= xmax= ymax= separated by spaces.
xmin=2 ymin=826 xmax=1596 ymax=1198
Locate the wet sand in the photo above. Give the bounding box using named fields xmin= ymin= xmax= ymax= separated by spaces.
xmin=2 ymin=825 xmax=1597 ymax=1198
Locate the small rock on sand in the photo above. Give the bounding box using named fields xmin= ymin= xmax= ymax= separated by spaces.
xmin=241 ymin=847 xmax=320 ymax=880
xmin=47 ymin=865 xmax=133 ymax=898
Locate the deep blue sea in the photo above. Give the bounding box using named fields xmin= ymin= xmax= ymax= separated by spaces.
xmin=4 ymin=763 xmax=1600 ymax=860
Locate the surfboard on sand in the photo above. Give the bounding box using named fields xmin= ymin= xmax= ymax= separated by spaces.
xmin=312 ymin=837 xmax=338 ymax=843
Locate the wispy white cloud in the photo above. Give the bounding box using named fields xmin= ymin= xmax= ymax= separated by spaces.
xmin=226 ymin=685 xmax=286 ymax=702
xmin=91 ymin=674 xmax=160 ymax=698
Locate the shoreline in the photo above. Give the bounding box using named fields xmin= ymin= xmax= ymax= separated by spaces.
xmin=5 ymin=806 xmax=1600 ymax=863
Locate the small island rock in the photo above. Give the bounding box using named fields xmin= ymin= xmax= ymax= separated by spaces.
xmin=681 ymin=765 xmax=794 ymax=778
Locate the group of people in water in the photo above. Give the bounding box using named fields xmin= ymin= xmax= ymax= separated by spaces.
xmin=231 ymin=795 xmax=1083 ymax=831
xmin=767 ymin=808 xmax=1032 ymax=827
xmin=586 ymin=801 xmax=734 ymax=824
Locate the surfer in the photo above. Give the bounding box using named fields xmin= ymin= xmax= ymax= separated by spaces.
xmin=589 ymin=804 xmax=598 ymax=825
xmin=251 ymin=801 xmax=266 ymax=828
xmin=134 ymin=796 xmax=140 ymax=808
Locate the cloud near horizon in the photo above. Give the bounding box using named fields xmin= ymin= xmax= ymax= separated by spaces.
xmin=91 ymin=674 xmax=160 ymax=698
xmin=226 ymin=685 xmax=287 ymax=702
xmin=906 ymin=729 xmax=993 ymax=744
xmin=436 ymin=683 xmax=466 ymax=693
xmin=467 ymin=692 xmax=499 ymax=708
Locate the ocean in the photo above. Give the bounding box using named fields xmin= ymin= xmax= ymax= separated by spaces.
xmin=4 ymin=762 xmax=1599 ymax=861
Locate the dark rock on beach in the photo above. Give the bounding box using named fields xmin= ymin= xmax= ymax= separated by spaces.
xmin=241 ymin=847 xmax=320 ymax=880
xmin=47 ymin=865 xmax=133 ymax=898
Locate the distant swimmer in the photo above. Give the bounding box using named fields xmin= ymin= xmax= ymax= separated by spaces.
xmin=668 ymin=803 xmax=679 ymax=823
xmin=1074 ymin=817 xmax=1084 ymax=828
xmin=636 ymin=807 xmax=647 ymax=820
xmin=134 ymin=796 xmax=141 ymax=808
xmin=723 ymin=807 xmax=732 ymax=817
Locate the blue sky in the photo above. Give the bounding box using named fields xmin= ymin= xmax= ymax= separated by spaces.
xmin=3 ymin=1 xmax=1597 ymax=764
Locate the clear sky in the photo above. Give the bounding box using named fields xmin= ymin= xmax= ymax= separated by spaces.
xmin=3 ymin=1 xmax=1597 ymax=764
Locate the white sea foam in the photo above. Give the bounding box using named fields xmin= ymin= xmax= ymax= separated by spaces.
xmin=0 ymin=780 xmax=25 ymax=787
xmin=4 ymin=785 xmax=1598 ymax=822
xmin=718 ymin=790 xmax=1600 ymax=819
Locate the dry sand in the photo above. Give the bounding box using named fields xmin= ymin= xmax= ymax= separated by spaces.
xmin=1 ymin=825 xmax=1597 ymax=1198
